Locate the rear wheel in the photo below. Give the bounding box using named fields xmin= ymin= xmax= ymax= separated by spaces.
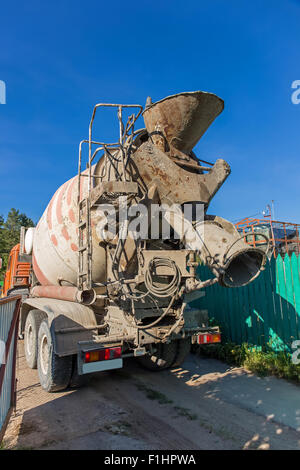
xmin=37 ymin=320 xmax=72 ymax=392
xmin=138 ymin=338 xmax=191 ymax=371
xmin=24 ymin=310 xmax=45 ymax=369
xmin=172 ymin=338 xmax=191 ymax=367
xmin=138 ymin=342 xmax=178 ymax=371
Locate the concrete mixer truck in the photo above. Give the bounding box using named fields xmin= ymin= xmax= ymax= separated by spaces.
xmin=17 ymin=91 xmax=267 ymax=392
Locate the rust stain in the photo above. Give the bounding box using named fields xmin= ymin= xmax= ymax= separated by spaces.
xmin=68 ymin=208 xmax=75 ymax=223
xmin=67 ymin=176 xmax=76 ymax=206
xmin=32 ymin=253 xmax=51 ymax=286
xmin=51 ymin=234 xmax=58 ymax=246
xmin=47 ymin=187 xmax=59 ymax=230
xmin=61 ymin=226 xmax=70 ymax=241
xmin=56 ymin=181 xmax=69 ymax=225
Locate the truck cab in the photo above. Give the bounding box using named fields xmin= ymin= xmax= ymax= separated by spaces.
xmin=2 ymin=244 xmax=31 ymax=297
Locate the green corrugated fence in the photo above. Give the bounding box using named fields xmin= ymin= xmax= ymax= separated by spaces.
xmin=193 ymin=253 xmax=300 ymax=353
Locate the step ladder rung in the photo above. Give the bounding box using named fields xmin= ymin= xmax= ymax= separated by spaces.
xmin=78 ymin=181 xmax=93 ymax=290
xmin=78 ymin=271 xmax=88 ymax=277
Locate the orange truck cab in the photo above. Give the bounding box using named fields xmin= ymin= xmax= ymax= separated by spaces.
xmin=2 ymin=244 xmax=31 ymax=297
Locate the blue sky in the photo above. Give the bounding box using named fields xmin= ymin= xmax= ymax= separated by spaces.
xmin=0 ymin=0 xmax=300 ymax=224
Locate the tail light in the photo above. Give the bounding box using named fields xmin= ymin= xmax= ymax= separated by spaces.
xmin=197 ymin=333 xmax=221 ymax=344
xmin=84 ymin=347 xmax=122 ymax=363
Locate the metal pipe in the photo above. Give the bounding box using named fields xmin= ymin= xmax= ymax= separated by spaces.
xmin=55 ymin=324 xmax=107 ymax=334
xmin=78 ymin=335 xmax=136 ymax=346
xmin=31 ymin=286 xmax=97 ymax=305
xmin=185 ymin=277 xmax=218 ymax=293
xmin=193 ymin=218 xmax=268 ymax=288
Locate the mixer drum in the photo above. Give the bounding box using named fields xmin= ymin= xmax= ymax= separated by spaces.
xmin=32 ymin=172 xmax=106 ymax=286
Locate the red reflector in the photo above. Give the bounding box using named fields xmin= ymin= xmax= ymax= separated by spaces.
xmin=113 ymin=347 xmax=122 ymax=359
xmin=98 ymin=350 xmax=106 ymax=361
xmin=197 ymin=333 xmax=221 ymax=345
xmin=85 ymin=352 xmax=91 ymax=363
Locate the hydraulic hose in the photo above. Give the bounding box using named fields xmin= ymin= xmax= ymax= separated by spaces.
xmin=144 ymin=257 xmax=181 ymax=298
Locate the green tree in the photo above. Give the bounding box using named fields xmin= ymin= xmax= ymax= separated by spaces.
xmin=0 ymin=208 xmax=35 ymax=282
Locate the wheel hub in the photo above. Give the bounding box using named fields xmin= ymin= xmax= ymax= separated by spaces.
xmin=40 ymin=333 xmax=49 ymax=375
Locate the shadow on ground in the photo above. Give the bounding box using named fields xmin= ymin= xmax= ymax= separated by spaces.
xmin=4 ymin=350 xmax=300 ymax=450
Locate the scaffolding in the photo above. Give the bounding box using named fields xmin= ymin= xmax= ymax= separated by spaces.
xmin=235 ymin=217 xmax=300 ymax=256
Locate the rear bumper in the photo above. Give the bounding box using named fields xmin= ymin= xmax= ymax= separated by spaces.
xmin=81 ymin=358 xmax=123 ymax=374
xmin=77 ymin=343 xmax=124 ymax=375
xmin=77 ymin=326 xmax=221 ymax=375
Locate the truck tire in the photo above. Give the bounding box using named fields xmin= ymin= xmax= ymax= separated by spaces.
xmin=171 ymin=338 xmax=191 ymax=367
xmin=138 ymin=342 xmax=177 ymax=371
xmin=24 ymin=310 xmax=45 ymax=369
xmin=37 ymin=320 xmax=72 ymax=392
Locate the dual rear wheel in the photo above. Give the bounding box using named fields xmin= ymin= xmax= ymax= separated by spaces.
xmin=37 ymin=320 xmax=73 ymax=392
xmin=24 ymin=310 xmax=87 ymax=392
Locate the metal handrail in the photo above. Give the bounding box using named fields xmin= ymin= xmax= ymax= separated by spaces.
xmin=76 ymin=103 xmax=143 ymax=290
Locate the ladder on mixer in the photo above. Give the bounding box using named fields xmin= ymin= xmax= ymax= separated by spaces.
xmin=78 ymin=197 xmax=92 ymax=291
xmin=76 ymin=104 xmax=143 ymax=292
xmin=77 ymin=138 xmax=119 ymax=291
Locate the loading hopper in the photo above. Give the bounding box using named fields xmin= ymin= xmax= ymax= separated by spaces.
xmin=143 ymin=91 xmax=224 ymax=154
